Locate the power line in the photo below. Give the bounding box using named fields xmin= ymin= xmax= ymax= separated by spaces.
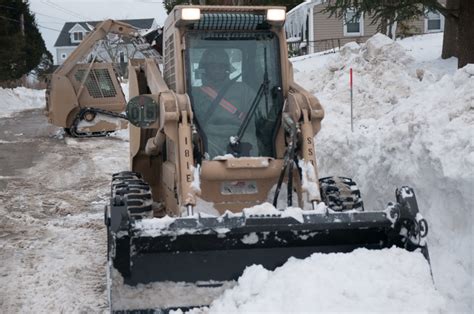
xmin=33 ymin=11 xmax=71 ymax=22
xmin=40 ymin=0 xmax=89 ymax=21
xmin=38 ymin=21 xmax=65 ymax=25
xmin=0 ymin=2 xmax=73 ymax=23
xmin=0 ymin=15 xmax=63 ymax=33
xmin=37 ymin=24 xmax=63 ymax=32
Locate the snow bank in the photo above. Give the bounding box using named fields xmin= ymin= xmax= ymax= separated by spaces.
xmin=292 ymin=32 xmax=473 ymax=312
xmin=0 ymin=87 xmax=45 ymax=118
xmin=207 ymin=248 xmax=444 ymax=313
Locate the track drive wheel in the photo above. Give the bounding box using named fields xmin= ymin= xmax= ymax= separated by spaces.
xmin=319 ymin=176 xmax=364 ymax=211
xmin=111 ymin=171 xmax=153 ymax=218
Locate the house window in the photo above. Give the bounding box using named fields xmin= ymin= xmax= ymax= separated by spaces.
xmin=344 ymin=9 xmax=364 ymax=36
xmin=72 ymin=32 xmax=84 ymax=43
xmin=61 ymin=53 xmax=67 ymax=59
xmin=426 ymin=11 xmax=442 ymax=32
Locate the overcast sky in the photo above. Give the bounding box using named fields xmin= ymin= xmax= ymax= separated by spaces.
xmin=29 ymin=0 xmax=168 ymax=62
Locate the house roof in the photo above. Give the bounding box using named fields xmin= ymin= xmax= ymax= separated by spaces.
xmin=54 ymin=18 xmax=156 ymax=47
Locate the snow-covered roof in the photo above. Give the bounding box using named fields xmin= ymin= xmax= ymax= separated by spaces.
xmin=287 ymin=0 xmax=323 ymax=17
xmin=286 ymin=0 xmax=324 ymax=39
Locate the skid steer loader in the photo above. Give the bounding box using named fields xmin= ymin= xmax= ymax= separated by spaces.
xmin=104 ymin=5 xmax=430 ymax=311
xmin=45 ymin=20 xmax=160 ymax=137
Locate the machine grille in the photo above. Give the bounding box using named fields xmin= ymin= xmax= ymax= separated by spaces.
xmin=164 ymin=34 xmax=176 ymax=91
xmin=74 ymin=69 xmax=117 ymax=98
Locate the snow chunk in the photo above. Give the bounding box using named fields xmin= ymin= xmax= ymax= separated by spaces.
xmin=365 ymin=33 xmax=394 ymax=56
xmin=212 ymin=154 xmax=235 ymax=160
xmin=243 ymin=202 xmax=279 ymax=216
xmin=76 ymin=113 xmax=123 ymax=130
xmin=133 ymin=216 xmax=176 ymax=235
xmin=340 ymin=41 xmax=361 ymax=56
xmin=190 ymin=164 xmax=201 ymax=194
xmin=462 ymin=63 xmax=474 ymax=76
xmin=195 ymin=197 xmax=220 ymax=216
xmin=298 ymin=159 xmax=321 ymax=200
xmin=243 ymin=203 xmax=310 ymax=223
xmin=282 ymin=206 xmax=304 ymax=223
xmin=241 ymin=232 xmax=259 ymax=244
xmin=364 ymin=33 xmax=413 ymax=64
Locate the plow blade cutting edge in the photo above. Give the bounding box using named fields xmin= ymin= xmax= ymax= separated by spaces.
xmin=106 ymin=187 xmax=430 ymax=312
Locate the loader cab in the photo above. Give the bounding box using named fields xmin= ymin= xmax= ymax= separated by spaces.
xmin=184 ymin=30 xmax=284 ymax=159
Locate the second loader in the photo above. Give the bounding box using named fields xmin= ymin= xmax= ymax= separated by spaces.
xmin=45 ymin=20 xmax=160 ymax=137
xmin=104 ymin=5 xmax=430 ymax=312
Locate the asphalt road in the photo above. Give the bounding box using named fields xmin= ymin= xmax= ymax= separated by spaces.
xmin=0 ymin=109 xmax=60 ymax=190
xmin=0 ymin=109 xmax=127 ymax=311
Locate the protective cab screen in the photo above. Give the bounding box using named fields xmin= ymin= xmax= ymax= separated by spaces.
xmin=185 ymin=31 xmax=283 ymax=159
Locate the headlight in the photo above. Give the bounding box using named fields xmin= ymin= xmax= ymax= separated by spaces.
xmin=181 ymin=8 xmax=201 ymax=21
xmin=266 ymin=9 xmax=285 ymax=22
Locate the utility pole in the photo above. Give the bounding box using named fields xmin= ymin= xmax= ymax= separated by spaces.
xmin=20 ymin=13 xmax=25 ymax=36
xmin=20 ymin=0 xmax=26 ymax=36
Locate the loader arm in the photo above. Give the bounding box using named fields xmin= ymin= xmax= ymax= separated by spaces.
xmin=54 ymin=20 xmax=140 ymax=77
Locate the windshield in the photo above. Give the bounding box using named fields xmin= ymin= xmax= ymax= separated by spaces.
xmin=185 ymin=31 xmax=283 ymax=159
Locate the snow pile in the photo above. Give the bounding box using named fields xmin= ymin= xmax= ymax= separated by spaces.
xmin=0 ymin=87 xmax=45 ymax=118
xmin=293 ymin=32 xmax=473 ymax=312
xmin=206 ymin=248 xmax=444 ymax=313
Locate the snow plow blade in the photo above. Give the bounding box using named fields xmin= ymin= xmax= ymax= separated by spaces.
xmin=106 ymin=187 xmax=429 ymax=312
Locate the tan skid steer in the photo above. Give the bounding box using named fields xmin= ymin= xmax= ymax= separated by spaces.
xmin=105 ymin=5 xmax=430 ymax=311
xmin=45 ymin=20 xmax=160 ymax=137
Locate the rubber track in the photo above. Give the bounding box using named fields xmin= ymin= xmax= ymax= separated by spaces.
xmin=68 ymin=107 xmax=128 ymax=138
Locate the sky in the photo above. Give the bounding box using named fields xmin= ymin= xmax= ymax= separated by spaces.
xmin=28 ymin=0 xmax=168 ymax=63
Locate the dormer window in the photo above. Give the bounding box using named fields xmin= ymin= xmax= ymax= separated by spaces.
xmin=72 ymin=32 xmax=84 ymax=43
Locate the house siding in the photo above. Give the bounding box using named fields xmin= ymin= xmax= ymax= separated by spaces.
xmin=56 ymin=47 xmax=75 ymax=65
xmin=364 ymin=14 xmax=379 ymax=35
xmin=313 ymin=3 xmax=385 ymax=40
xmin=313 ymin=3 xmax=344 ymax=40
xmin=311 ymin=3 xmax=379 ymax=51
xmin=308 ymin=2 xmax=444 ymax=52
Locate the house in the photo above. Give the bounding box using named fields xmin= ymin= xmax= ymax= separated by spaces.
xmin=53 ymin=18 xmax=157 ymax=65
xmin=286 ymin=0 xmax=445 ymax=55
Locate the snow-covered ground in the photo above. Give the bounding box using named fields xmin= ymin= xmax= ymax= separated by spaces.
xmin=0 ymin=32 xmax=472 ymax=313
